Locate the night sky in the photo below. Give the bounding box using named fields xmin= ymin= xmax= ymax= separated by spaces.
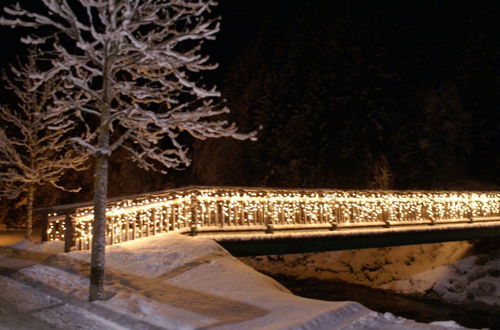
xmin=0 ymin=0 xmax=498 ymax=197
xmin=1 ymin=1 xmax=498 ymax=88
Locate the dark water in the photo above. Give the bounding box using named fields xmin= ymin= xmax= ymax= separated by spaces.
xmin=268 ymin=274 xmax=499 ymax=330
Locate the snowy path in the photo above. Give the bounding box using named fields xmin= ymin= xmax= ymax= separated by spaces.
xmin=0 ymin=234 xmax=470 ymax=329
xmin=0 ymin=276 xmax=120 ymax=330
xmin=0 ymin=245 xmax=269 ymax=328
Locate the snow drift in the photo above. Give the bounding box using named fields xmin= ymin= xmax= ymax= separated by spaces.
xmin=4 ymin=233 xmax=468 ymax=329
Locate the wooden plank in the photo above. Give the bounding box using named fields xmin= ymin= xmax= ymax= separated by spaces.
xmin=64 ymin=213 xmax=75 ymax=253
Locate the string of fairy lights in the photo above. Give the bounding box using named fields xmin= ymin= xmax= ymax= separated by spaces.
xmin=45 ymin=188 xmax=500 ymax=250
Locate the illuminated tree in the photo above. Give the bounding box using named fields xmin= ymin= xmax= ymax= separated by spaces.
xmin=0 ymin=50 xmax=88 ymax=241
xmin=1 ymin=0 xmax=255 ymax=300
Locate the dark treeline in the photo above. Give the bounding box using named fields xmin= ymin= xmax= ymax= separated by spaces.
xmin=192 ymin=0 xmax=499 ymax=190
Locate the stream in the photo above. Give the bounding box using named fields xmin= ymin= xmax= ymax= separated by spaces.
xmin=268 ymin=274 xmax=499 ymax=329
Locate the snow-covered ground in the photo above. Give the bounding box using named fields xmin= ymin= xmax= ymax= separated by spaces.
xmin=384 ymin=250 xmax=500 ymax=308
xmin=242 ymin=241 xmax=500 ymax=309
xmin=0 ymin=234 xmax=470 ymax=329
xmin=0 ymin=276 xmax=121 ymax=330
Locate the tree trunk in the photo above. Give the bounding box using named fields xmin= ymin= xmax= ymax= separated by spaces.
xmin=89 ymin=152 xmax=109 ymax=301
xmin=89 ymin=48 xmax=112 ymax=302
xmin=25 ymin=184 xmax=34 ymax=240
xmin=0 ymin=197 xmax=8 ymax=229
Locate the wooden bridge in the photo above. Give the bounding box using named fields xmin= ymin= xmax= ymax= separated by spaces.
xmin=37 ymin=187 xmax=500 ymax=256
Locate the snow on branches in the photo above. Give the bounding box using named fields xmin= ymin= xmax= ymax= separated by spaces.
xmin=1 ymin=0 xmax=255 ymax=300
xmin=1 ymin=0 xmax=256 ymax=172
xmin=0 ymin=49 xmax=88 ymax=199
xmin=0 ymin=49 xmax=88 ymax=239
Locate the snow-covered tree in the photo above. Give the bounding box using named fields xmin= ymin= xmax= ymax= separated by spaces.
xmin=1 ymin=0 xmax=255 ymax=300
xmin=0 ymin=50 xmax=88 ymax=240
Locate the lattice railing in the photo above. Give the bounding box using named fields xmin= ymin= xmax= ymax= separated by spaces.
xmin=37 ymin=187 xmax=500 ymax=251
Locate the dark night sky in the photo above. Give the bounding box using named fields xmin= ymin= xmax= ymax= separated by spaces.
xmin=0 ymin=1 xmax=498 ymax=89
xmin=0 ymin=0 xmax=498 ymax=191
xmin=0 ymin=1 xmax=309 ymax=75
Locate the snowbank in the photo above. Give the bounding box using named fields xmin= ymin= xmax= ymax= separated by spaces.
xmin=3 ymin=234 xmax=469 ymax=329
xmin=241 ymin=241 xmax=500 ymax=310
xmin=10 ymin=239 xmax=64 ymax=254
xmin=385 ymin=251 xmax=500 ymax=308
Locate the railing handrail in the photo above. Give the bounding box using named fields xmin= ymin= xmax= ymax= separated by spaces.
xmin=34 ymin=185 xmax=500 ymax=215
xmin=37 ymin=186 xmax=500 ymax=252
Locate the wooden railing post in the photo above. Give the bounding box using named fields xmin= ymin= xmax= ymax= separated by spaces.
xmin=170 ymin=206 xmax=176 ymax=231
xmin=429 ymin=214 xmax=436 ymax=226
xmin=109 ymin=217 xmax=115 ymax=244
xmin=468 ymin=205 xmax=474 ymax=223
xmin=330 ymin=219 xmax=338 ymax=231
xmin=145 ymin=212 xmax=150 ymax=237
xmin=152 ymin=209 xmax=157 ymax=235
xmin=383 ymin=209 xmax=392 ymax=228
xmin=124 ymin=215 xmax=130 ymax=241
xmin=133 ymin=213 xmax=138 ymax=239
xmin=190 ymin=192 xmax=199 ymax=236
xmin=266 ymin=198 xmax=274 ymax=234
xmin=64 ymin=210 xmax=76 ymax=252
xmin=40 ymin=211 xmax=49 ymax=242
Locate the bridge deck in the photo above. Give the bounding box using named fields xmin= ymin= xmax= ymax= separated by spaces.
xmin=199 ymin=221 xmax=500 ymax=256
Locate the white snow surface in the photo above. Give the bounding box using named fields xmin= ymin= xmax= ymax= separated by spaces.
xmin=242 ymin=241 xmax=500 ymax=310
xmin=386 ymin=252 xmax=500 ymax=308
xmin=1 ymin=234 xmax=470 ymax=329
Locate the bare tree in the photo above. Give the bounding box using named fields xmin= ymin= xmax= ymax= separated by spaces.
xmin=0 ymin=50 xmax=88 ymax=240
xmin=1 ymin=0 xmax=255 ymax=300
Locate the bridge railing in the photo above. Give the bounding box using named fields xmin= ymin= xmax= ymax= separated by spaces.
xmin=36 ymin=187 xmax=500 ymax=251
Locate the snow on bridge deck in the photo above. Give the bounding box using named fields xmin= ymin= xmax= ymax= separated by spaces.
xmin=36 ymin=187 xmax=500 ymax=254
